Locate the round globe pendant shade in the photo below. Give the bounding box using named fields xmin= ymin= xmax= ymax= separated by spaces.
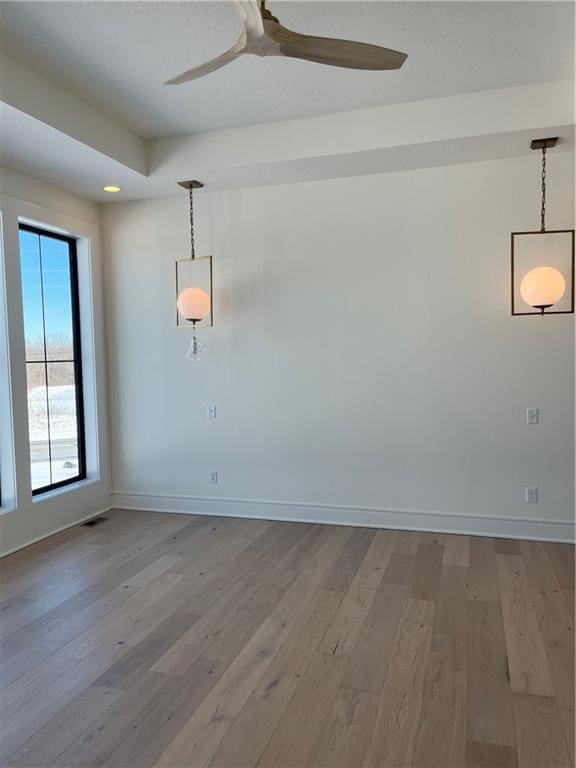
xmin=176 ymin=286 xmax=211 ymax=322
xmin=519 ymin=266 xmax=566 ymax=309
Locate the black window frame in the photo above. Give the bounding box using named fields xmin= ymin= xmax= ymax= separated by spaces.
xmin=19 ymin=223 xmax=87 ymax=496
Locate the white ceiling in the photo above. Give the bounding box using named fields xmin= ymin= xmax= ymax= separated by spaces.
xmin=0 ymin=1 xmax=573 ymax=139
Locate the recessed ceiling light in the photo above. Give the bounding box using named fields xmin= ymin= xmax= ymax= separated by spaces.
xmin=102 ymin=185 xmax=121 ymax=193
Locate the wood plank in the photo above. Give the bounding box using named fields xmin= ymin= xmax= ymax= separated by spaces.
xmin=0 ymin=642 xmax=128 ymax=761
xmin=340 ymin=582 xmax=406 ymax=693
xmin=512 ymin=693 xmax=572 ymax=768
xmin=319 ymin=527 xmax=375 ymax=593
xmin=2 ymin=684 xmax=123 ymax=767
xmin=209 ymin=588 xmax=343 ymax=768
xmin=169 ymin=520 xmax=271 ymax=578
xmin=57 ymin=671 xmax=176 ymax=767
xmin=494 ymin=539 xmax=522 ymax=555
xmin=466 ymin=740 xmax=518 ymax=767
xmin=412 ymin=632 xmax=466 ymax=767
xmin=0 ymin=542 xmax=104 ymax=604
xmin=443 ymin=534 xmax=470 ymax=566
xmin=100 ymin=659 xmax=224 ymax=768
xmin=120 ymin=555 xmax=182 ymax=587
xmin=5 ymin=514 xmax=196 ymax=608
xmin=437 ymin=561 xmax=469 ymax=600
xmin=547 ymin=542 xmax=575 ymax=591
xmin=1 ymin=519 xmax=209 ymax=671
xmin=253 ymin=652 xmax=348 ymax=768
xmin=469 ymin=537 xmax=500 ymax=603
xmin=435 ymin=565 xmax=469 ymax=672
xmin=0 ymin=525 xmax=103 ymax=582
xmin=364 ymin=598 xmax=435 ymax=767
xmin=150 ymin=577 xmax=256 ymax=675
xmin=408 ymin=542 xmax=444 ymax=602
xmin=520 ymin=540 xmax=575 ymax=713
xmin=205 ymin=529 xmax=333 ymax=669
xmin=317 ymin=530 xmax=397 ymax=656
xmin=559 ymin=707 xmax=575 ymax=766
xmin=0 ymin=577 xmax=144 ymax=688
xmin=496 ymin=555 xmax=554 ymax=696
xmin=381 ymin=552 xmax=416 ymax=585
xmin=394 ymin=531 xmax=421 ymax=554
xmin=0 ymin=583 xmax=96 ymax=638
xmin=93 ymin=610 xmax=200 ymax=690
xmin=307 ymin=688 xmax=378 ymax=768
xmin=166 ymin=518 xmax=262 ymax=573
xmin=56 ymin=572 xmax=188 ymax=661
xmin=0 ymin=655 xmax=80 ymax=728
xmin=153 ymin=626 xmax=274 ymax=767
xmin=467 ymin=600 xmax=516 ymax=747
xmin=0 ymin=523 xmax=95 ymax=578
xmin=1 ymin=541 xmax=169 ymax=644
xmin=151 ymin=527 xmax=329 ymax=676
xmin=178 ymin=521 xmax=318 ymax=616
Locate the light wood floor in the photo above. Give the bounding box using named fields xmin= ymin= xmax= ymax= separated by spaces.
xmin=0 ymin=510 xmax=574 ymax=768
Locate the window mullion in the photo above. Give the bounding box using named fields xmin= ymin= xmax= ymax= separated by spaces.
xmin=37 ymin=234 xmax=53 ymax=487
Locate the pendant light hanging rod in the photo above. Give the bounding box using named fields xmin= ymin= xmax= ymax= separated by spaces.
xmin=177 ymin=180 xmax=204 ymax=261
xmin=530 ymin=137 xmax=558 ymax=233
xmin=540 ymin=146 xmax=546 ymax=233
xmin=189 ymin=187 xmax=195 ymax=260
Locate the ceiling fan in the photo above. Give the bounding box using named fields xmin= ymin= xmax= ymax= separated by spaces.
xmin=166 ymin=0 xmax=407 ymax=84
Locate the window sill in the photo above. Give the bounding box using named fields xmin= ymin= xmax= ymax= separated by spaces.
xmin=32 ymin=475 xmax=100 ymax=504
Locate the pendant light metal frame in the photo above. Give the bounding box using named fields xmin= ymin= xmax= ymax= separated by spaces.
xmin=511 ymin=137 xmax=574 ymax=316
xmin=175 ymin=180 xmax=213 ymax=328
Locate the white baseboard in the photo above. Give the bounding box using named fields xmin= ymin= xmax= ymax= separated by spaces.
xmin=111 ymin=492 xmax=575 ymax=543
xmin=0 ymin=507 xmax=112 ymax=558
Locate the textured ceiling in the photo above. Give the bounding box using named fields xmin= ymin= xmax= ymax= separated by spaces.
xmin=0 ymin=1 xmax=573 ymax=139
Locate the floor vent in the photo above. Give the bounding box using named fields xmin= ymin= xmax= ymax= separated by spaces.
xmin=82 ymin=516 xmax=109 ymax=527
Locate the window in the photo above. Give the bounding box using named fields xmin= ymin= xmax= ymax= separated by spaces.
xmin=19 ymin=224 xmax=86 ymax=494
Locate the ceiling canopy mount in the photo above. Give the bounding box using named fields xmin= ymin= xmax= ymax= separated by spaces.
xmin=530 ymin=137 xmax=558 ymax=151
xmin=177 ymin=180 xmax=205 ymax=190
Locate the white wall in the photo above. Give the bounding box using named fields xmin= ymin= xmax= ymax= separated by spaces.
xmin=0 ymin=166 xmax=110 ymax=555
xmin=104 ymin=154 xmax=575 ymax=541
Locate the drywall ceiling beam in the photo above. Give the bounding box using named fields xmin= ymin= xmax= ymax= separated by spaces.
xmin=188 ymin=125 xmax=576 ymax=193
xmin=0 ymin=53 xmax=147 ymax=176
xmin=148 ymin=81 xmax=574 ymax=178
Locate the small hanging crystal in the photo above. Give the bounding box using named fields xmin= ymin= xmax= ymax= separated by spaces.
xmin=185 ymin=330 xmax=205 ymax=363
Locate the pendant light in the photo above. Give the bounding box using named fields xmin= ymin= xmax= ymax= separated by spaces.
xmin=511 ymin=138 xmax=574 ymax=316
xmin=175 ymin=180 xmax=213 ymax=361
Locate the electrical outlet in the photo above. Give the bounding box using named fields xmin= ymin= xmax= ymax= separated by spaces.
xmin=206 ymin=404 xmax=217 ymax=419
xmin=525 ymin=487 xmax=538 ymax=503
xmin=526 ymin=408 xmax=539 ymax=425
xmin=209 ymin=470 xmax=218 ymax=484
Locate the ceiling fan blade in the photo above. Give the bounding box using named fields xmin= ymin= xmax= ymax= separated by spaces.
xmin=265 ymin=21 xmax=407 ymax=70
xmin=165 ymin=33 xmax=247 ymax=84
xmin=165 ymin=2 xmax=407 ymax=84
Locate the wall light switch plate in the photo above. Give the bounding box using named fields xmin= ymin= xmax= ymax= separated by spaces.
xmin=209 ymin=470 xmax=218 ymax=484
xmin=525 ymin=487 xmax=538 ymax=503
xmin=207 ymin=405 xmax=217 ymax=419
xmin=526 ymin=408 xmax=539 ymax=425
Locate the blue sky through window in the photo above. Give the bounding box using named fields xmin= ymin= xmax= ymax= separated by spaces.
xmin=20 ymin=229 xmax=74 ymax=357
